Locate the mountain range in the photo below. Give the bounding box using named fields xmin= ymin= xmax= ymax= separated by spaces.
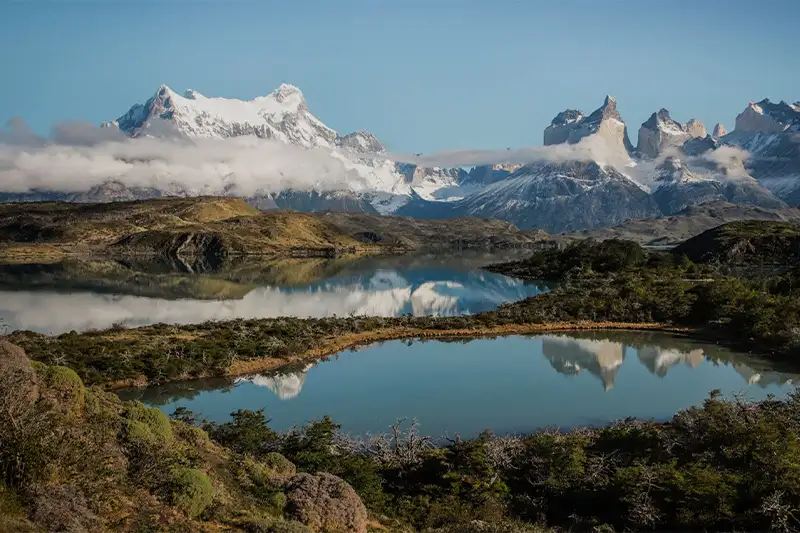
xmin=2 ymin=84 xmax=799 ymax=233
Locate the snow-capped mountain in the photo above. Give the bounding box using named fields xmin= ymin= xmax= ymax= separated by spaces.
xmin=398 ymin=160 xmax=661 ymax=233
xmin=720 ymin=99 xmax=800 ymax=204
xmin=3 ymin=82 xmax=800 ymax=233
xmin=103 ymin=84 xmax=339 ymax=147
xmin=650 ymin=156 xmax=786 ymax=215
xmin=102 ymin=83 xmax=413 ymax=213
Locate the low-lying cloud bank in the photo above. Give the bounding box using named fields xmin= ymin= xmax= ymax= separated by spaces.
xmin=0 ymin=117 xmax=756 ymax=196
xmin=0 ymin=118 xmax=373 ymax=195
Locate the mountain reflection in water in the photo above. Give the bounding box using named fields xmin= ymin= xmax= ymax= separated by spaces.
xmin=0 ymin=251 xmax=547 ymax=334
xmin=119 ymin=332 xmax=800 ymax=437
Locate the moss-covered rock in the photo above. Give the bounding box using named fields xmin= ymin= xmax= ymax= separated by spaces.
xmin=168 ymin=466 xmax=213 ymax=518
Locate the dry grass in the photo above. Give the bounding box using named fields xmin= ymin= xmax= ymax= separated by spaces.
xmin=223 ymin=321 xmax=686 ymax=380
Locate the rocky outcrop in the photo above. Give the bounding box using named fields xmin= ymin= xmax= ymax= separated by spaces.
xmin=285 ymin=473 xmax=368 ymax=533
xmin=712 ymin=123 xmax=727 ymax=139
xmin=335 ymin=131 xmax=385 ymax=153
xmin=682 ymin=135 xmax=719 ymax=156
xmin=723 ymin=99 xmax=800 ymax=205
xmin=544 ymin=96 xmax=634 ymax=157
xmin=734 ymin=99 xmax=800 ymax=134
xmin=685 ymin=119 xmax=707 ymax=139
xmin=0 ymin=340 xmax=39 ymax=415
xmin=636 ymin=109 xmax=706 ymax=158
xmin=463 ymin=164 xmax=524 ymax=186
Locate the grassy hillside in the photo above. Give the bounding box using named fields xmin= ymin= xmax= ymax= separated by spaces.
xmin=565 ymin=201 xmax=800 ymax=245
xmin=0 ymin=198 xmax=547 ymax=263
xmin=675 ymin=220 xmax=800 ymax=264
xmin=320 ymin=212 xmax=546 ymax=249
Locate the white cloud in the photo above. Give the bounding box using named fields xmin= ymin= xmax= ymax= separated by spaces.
xmin=0 ymin=119 xmax=368 ymax=195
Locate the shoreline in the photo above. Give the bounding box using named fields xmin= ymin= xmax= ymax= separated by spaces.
xmin=107 ymin=321 xmax=693 ymax=390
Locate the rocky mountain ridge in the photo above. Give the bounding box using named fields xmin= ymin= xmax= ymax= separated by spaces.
xmin=2 ymin=84 xmax=799 ymax=233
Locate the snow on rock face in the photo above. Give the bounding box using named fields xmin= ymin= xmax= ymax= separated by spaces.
xmin=103 ymin=84 xmax=339 ymax=147
xmin=335 ymin=131 xmax=385 ymax=153
xmin=543 ymin=96 xmax=634 ymax=158
xmin=722 ymin=99 xmax=800 ymax=205
xmin=101 ymin=83 xmax=420 ymax=212
xmin=636 ymin=109 xmax=706 ymax=158
xmin=685 ymin=119 xmax=707 ymax=139
xmin=734 ymin=99 xmax=800 ymax=134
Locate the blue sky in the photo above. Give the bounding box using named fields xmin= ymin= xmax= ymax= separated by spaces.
xmin=1 ymin=0 xmax=798 ymax=153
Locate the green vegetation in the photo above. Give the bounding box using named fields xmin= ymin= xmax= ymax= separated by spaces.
xmin=0 ymin=340 xmax=377 ymax=532
xmin=675 ymin=220 xmax=800 ymax=264
xmin=4 ymin=219 xmax=800 ymax=530
xmin=8 ymin=224 xmax=800 ymax=388
xmin=167 ymin=466 xmax=214 ymax=518
xmin=0 ymin=196 xmax=546 ymax=264
xmin=176 ymin=390 xmax=800 ymax=532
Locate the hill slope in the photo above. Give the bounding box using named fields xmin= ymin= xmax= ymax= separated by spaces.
xmin=566 ymin=201 xmax=800 ymax=245
xmin=674 ymin=220 xmax=800 ymax=264
xmin=0 ymin=197 xmax=547 ymax=263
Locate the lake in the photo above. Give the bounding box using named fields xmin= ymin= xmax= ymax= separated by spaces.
xmin=119 ymin=331 xmax=800 ymax=438
xmin=0 ymin=251 xmax=547 ymax=334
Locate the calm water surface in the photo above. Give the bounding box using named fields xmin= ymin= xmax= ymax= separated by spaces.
xmin=119 ymin=331 xmax=800 ymax=438
xmin=0 ymin=251 xmax=546 ymax=334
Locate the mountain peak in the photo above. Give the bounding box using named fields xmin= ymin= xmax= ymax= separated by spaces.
xmin=637 ymin=108 xmax=706 ymax=158
xmin=273 ymin=83 xmax=304 ymax=102
xmin=736 ymin=97 xmax=800 ymax=133
xmin=712 ymin=123 xmax=727 ymax=139
xmin=543 ymin=96 xmax=633 ymax=157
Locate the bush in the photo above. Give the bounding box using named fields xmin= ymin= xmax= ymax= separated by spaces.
xmin=168 ymin=466 xmax=213 ymax=518
xmin=262 ymin=452 xmax=297 ymax=478
xmin=121 ymin=401 xmax=174 ymax=447
xmin=207 ymin=409 xmax=277 ymax=456
xmin=34 ymin=364 xmax=85 ymax=415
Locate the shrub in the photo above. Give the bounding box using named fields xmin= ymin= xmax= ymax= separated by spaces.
xmin=34 ymin=364 xmax=85 ymax=415
xmin=262 ymin=452 xmax=296 ymax=479
xmin=207 ymin=409 xmax=277 ymax=456
xmin=121 ymin=401 xmax=174 ymax=447
xmin=168 ymin=466 xmax=213 ymax=518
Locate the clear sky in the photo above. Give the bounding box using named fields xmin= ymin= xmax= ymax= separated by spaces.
xmin=1 ymin=0 xmax=798 ymax=153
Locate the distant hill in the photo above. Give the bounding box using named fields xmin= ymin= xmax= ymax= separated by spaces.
xmin=564 ymin=201 xmax=800 ymax=245
xmin=674 ymin=220 xmax=800 ymax=264
xmin=0 ymin=197 xmax=546 ymax=263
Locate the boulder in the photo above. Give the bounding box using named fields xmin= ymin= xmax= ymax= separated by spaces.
xmin=285 ymin=472 xmax=368 ymax=533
